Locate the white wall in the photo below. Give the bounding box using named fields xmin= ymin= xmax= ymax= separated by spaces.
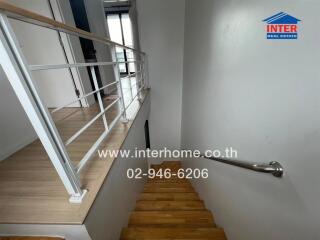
xmin=53 ymin=0 xmax=95 ymax=106
xmin=0 ymin=67 xmax=36 ymax=161
xmin=0 ymin=0 xmax=83 ymax=160
xmin=181 ymin=0 xmax=320 ymax=239
xmin=8 ymin=0 xmax=80 ymax=108
xmin=84 ymin=94 xmax=150 ymax=240
xmin=129 ymin=0 xmax=141 ymax=53
xmin=136 ymin=0 xmax=185 ymax=150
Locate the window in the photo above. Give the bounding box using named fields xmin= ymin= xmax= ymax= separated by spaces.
xmin=107 ymin=13 xmax=135 ymax=74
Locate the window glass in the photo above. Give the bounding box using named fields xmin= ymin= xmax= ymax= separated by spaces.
xmin=107 ymin=13 xmax=135 ymax=73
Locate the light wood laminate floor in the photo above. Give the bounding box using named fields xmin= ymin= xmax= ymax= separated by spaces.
xmin=0 ymin=87 xmax=148 ymax=224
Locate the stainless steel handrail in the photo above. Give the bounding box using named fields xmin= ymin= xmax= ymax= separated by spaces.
xmin=200 ymin=155 xmax=283 ymax=178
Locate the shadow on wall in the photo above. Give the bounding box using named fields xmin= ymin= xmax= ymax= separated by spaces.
xmin=0 ymin=66 xmax=37 ymax=161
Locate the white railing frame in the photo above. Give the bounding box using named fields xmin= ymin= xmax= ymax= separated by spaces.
xmin=76 ymin=110 xmax=124 ymax=174
xmin=112 ymin=45 xmax=128 ymax=122
xmin=127 ymin=61 xmax=134 ymax=100
xmin=0 ymin=3 xmax=148 ymax=203
xmin=0 ymin=14 xmax=86 ymax=203
xmin=51 ymin=80 xmax=119 ymax=114
xmin=65 ymin=98 xmax=120 ymax=146
xmin=29 ymin=60 xmax=141 ymax=71
xmin=89 ymin=66 xmax=109 ymax=131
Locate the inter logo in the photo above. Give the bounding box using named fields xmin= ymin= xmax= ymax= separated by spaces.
xmin=263 ymin=12 xmax=301 ymax=40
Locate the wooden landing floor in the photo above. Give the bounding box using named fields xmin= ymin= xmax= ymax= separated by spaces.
xmin=0 ymin=88 xmax=148 ymax=224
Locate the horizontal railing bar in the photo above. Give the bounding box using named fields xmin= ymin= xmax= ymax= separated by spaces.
xmin=29 ymin=61 xmax=142 ymax=71
xmin=119 ymin=61 xmax=143 ymax=65
xmin=65 ymin=97 xmax=120 ymax=146
xmin=0 ymin=2 xmax=145 ymax=54
xmin=30 ymin=62 xmax=115 ymax=71
xmin=122 ymin=79 xmax=143 ymax=90
xmin=121 ymin=71 xmax=141 ymax=79
xmin=76 ymin=111 xmax=124 ymax=173
xmin=51 ymin=81 xmax=119 ymax=113
xmin=200 ymin=155 xmax=284 ymax=178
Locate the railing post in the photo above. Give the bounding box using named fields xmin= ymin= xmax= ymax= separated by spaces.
xmin=89 ymin=66 xmax=109 ymax=131
xmin=143 ymin=54 xmax=149 ymax=89
xmin=137 ymin=62 xmax=142 ymax=100
xmin=111 ymin=45 xmax=128 ymax=122
xmin=127 ymin=55 xmax=134 ymax=100
xmin=133 ymin=52 xmax=142 ymax=100
xmin=0 ymin=14 xmax=86 ymax=203
xmin=141 ymin=55 xmax=146 ymax=89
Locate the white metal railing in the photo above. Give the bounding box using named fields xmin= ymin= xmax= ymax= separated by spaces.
xmin=0 ymin=2 xmax=148 ymax=203
xmin=51 ymin=80 xmax=119 ymax=114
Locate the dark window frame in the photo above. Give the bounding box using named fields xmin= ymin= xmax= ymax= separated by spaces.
xmin=106 ymin=11 xmax=135 ymax=76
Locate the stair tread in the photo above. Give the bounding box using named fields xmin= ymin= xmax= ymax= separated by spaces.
xmin=139 ymin=192 xmax=200 ymax=201
xmin=152 ymin=161 xmax=182 ymax=166
xmin=144 ymin=182 xmax=193 ymax=189
xmin=121 ymin=161 xmax=226 ymax=239
xmin=147 ymin=179 xmax=190 ymax=182
xmin=143 ymin=184 xmax=195 ymax=193
xmin=129 ymin=211 xmax=215 ymax=227
xmin=143 ymin=189 xmax=196 ymax=193
xmin=135 ymin=200 xmax=205 ymax=211
xmin=146 ymin=177 xmax=189 ymax=181
xmin=121 ymin=227 xmax=226 ymax=240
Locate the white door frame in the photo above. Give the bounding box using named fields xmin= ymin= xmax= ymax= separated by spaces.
xmin=49 ymin=0 xmax=90 ymax=107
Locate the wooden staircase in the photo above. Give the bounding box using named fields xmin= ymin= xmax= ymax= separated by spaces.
xmin=120 ymin=161 xmax=226 ymax=240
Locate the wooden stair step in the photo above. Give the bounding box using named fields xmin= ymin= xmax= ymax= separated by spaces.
xmin=152 ymin=161 xmax=182 ymax=166
xmin=146 ymin=180 xmax=190 ymax=184
xmin=147 ymin=177 xmax=189 ymax=181
xmin=161 ymin=161 xmax=182 ymax=164
xmin=129 ymin=211 xmax=215 ymax=227
xmin=150 ymin=169 xmax=181 ymax=174
xmin=121 ymin=227 xmax=227 ymax=240
xmin=121 ymin=161 xmax=226 ymax=240
xmin=135 ymin=200 xmax=205 ymax=211
xmin=143 ymin=183 xmax=195 ymax=193
xmin=151 ymin=165 xmax=181 ymax=168
xmin=151 ymin=163 xmax=182 ymax=171
xmin=139 ymin=193 xmax=200 ymax=201
xmin=147 ymin=177 xmax=188 ymax=181
xmin=144 ymin=182 xmax=193 ymax=188
xmin=143 ymin=188 xmax=195 ymax=193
